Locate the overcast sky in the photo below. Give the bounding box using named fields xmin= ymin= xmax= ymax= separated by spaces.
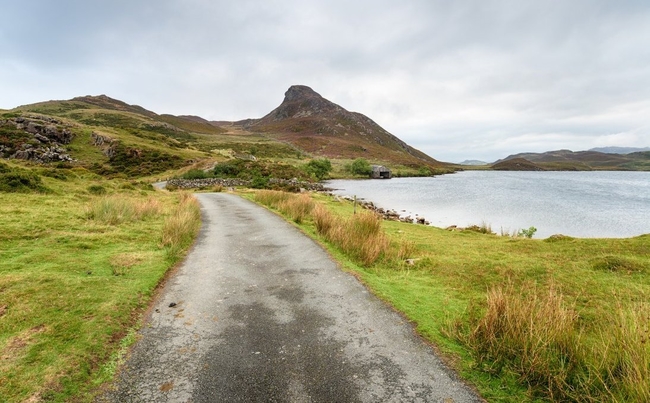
xmin=2 ymin=0 xmax=649 ymax=162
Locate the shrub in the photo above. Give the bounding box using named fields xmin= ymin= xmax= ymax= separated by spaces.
xmin=349 ymin=158 xmax=372 ymax=176
xmin=213 ymin=161 xmax=243 ymax=177
xmin=0 ymin=170 xmax=49 ymax=193
xmin=305 ymin=158 xmax=332 ymax=180
xmin=250 ymin=174 xmax=269 ymax=189
xmin=182 ymin=169 xmax=209 ymax=180
xmin=518 ymin=226 xmax=537 ymax=238
xmin=87 ymin=185 xmax=107 ymax=195
xmin=40 ymin=168 xmax=69 ymax=181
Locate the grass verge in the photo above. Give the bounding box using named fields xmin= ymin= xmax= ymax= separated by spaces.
xmin=251 ymin=190 xmax=650 ymax=402
xmin=0 ymin=172 xmax=200 ymax=402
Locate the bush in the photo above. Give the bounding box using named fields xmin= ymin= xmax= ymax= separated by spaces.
xmin=87 ymin=185 xmax=107 ymax=195
xmin=518 ymin=226 xmax=537 ymax=238
xmin=349 ymin=158 xmax=372 ymax=176
xmin=305 ymin=158 xmax=332 ymax=180
xmin=213 ymin=161 xmax=243 ymax=177
xmin=0 ymin=170 xmax=49 ymax=193
xmin=250 ymin=175 xmax=269 ymax=189
xmin=182 ymin=169 xmax=210 ymax=180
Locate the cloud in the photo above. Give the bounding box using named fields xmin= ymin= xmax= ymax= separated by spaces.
xmin=1 ymin=0 xmax=649 ymax=161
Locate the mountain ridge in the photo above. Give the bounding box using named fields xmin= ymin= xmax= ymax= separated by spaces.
xmin=242 ymin=85 xmax=442 ymax=167
xmin=495 ymin=149 xmax=650 ymax=170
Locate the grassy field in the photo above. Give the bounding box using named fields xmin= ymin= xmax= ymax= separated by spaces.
xmin=252 ymin=190 xmax=650 ymax=402
xmin=0 ymin=167 xmax=200 ymax=402
xmin=2 ymin=169 xmax=647 ymax=402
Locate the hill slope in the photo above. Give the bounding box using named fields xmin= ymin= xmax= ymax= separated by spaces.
xmin=4 ymin=89 xmax=448 ymax=177
xmin=2 ymin=95 xmax=305 ymax=177
xmin=243 ymin=85 xmax=443 ymax=167
xmin=496 ymin=149 xmax=650 ymax=171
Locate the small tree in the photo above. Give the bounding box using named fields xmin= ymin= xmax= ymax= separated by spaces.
xmin=305 ymin=158 xmax=332 ymax=180
xmin=518 ymin=226 xmax=537 ymax=238
xmin=349 ymin=158 xmax=372 ymax=176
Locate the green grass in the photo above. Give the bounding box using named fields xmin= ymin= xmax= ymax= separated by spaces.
xmin=250 ymin=190 xmax=650 ymax=402
xmin=0 ymin=171 xmax=200 ymax=402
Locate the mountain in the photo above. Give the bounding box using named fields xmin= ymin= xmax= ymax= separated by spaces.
xmin=589 ymin=146 xmax=650 ymax=154
xmin=2 ymin=88 xmax=448 ymax=178
xmin=495 ymin=149 xmax=650 ymax=171
xmin=239 ymin=85 xmax=443 ymax=167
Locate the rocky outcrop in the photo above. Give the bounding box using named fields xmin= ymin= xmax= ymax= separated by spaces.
xmin=91 ymin=131 xmax=117 ymax=158
xmin=1 ymin=115 xmax=74 ymax=162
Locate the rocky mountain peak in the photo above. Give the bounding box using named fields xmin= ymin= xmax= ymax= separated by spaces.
xmin=284 ymin=85 xmax=322 ymax=102
xmin=260 ymin=85 xmax=343 ymax=121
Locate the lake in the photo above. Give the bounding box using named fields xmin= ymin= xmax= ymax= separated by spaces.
xmin=326 ymin=171 xmax=650 ymax=239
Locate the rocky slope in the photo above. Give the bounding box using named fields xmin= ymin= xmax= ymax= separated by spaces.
xmin=243 ymin=85 xmax=442 ymax=167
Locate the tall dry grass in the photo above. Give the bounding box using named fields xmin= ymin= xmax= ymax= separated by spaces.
xmin=457 ymin=283 xmax=650 ymax=402
xmin=87 ymin=195 xmax=163 ymax=225
xmin=278 ymin=193 xmax=315 ymax=223
xmin=254 ymin=190 xmax=291 ymax=208
xmin=161 ymin=192 xmax=201 ymax=261
xmin=314 ymin=207 xmax=389 ymax=266
xmin=255 ymin=190 xmax=315 ymax=223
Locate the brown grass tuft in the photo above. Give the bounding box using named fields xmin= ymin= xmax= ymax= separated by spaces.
xmin=456 ymin=283 xmax=650 ymax=402
xmin=161 ymin=192 xmax=201 ymax=261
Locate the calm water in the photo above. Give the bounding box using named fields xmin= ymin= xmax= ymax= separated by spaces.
xmin=326 ymin=171 xmax=650 ymax=238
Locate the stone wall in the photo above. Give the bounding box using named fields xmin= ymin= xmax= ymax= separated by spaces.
xmin=166 ymin=177 xmax=327 ymax=191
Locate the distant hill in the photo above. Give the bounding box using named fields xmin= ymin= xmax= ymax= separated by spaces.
xmin=495 ymin=149 xmax=650 ymax=171
xmin=491 ymin=158 xmax=546 ymax=171
xmin=589 ymin=146 xmax=650 ymax=154
xmin=233 ymin=85 xmax=444 ymax=168
xmin=458 ymin=160 xmax=488 ymax=166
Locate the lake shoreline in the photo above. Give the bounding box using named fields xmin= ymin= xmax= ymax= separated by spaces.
xmin=325 ymin=171 xmax=650 ymax=239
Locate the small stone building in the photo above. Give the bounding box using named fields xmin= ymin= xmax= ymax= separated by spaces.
xmin=371 ymin=165 xmax=391 ymax=179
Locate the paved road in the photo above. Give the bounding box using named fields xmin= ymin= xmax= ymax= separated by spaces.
xmin=99 ymin=193 xmax=482 ymax=403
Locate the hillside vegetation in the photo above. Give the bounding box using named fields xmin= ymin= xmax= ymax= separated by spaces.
xmin=495 ymin=149 xmax=650 ymax=171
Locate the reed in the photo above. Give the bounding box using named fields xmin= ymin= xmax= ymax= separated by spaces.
xmin=161 ymin=192 xmax=201 ymax=261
